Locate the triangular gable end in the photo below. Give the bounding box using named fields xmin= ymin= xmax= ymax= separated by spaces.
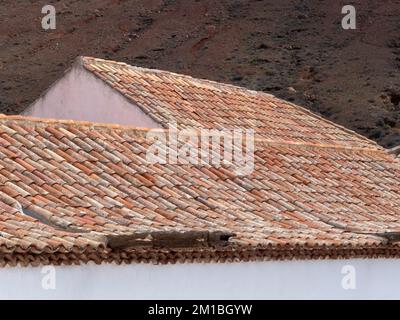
xmin=22 ymin=57 xmax=161 ymax=128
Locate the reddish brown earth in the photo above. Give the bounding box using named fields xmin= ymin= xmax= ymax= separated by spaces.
xmin=1 ymin=0 xmax=400 ymax=147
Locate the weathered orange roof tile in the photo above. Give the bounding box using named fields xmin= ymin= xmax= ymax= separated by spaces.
xmin=0 ymin=57 xmax=399 ymax=266
xmin=80 ymin=56 xmax=379 ymax=150
xmin=0 ymin=114 xmax=397 ymax=266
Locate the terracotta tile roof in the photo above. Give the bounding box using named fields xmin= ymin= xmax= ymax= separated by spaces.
xmin=388 ymin=145 xmax=400 ymax=158
xmin=0 ymin=114 xmax=399 ymax=266
xmin=80 ymin=56 xmax=379 ymax=150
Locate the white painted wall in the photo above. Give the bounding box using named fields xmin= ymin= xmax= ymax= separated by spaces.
xmin=1 ymin=259 xmax=400 ymax=299
xmin=23 ymin=65 xmax=162 ymax=128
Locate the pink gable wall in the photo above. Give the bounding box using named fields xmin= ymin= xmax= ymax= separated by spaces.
xmin=23 ymin=65 xmax=162 ymax=128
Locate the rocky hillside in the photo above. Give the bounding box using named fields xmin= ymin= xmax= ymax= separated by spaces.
xmin=1 ymin=0 xmax=399 ymax=147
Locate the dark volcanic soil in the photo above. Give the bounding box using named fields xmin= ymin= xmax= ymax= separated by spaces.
xmin=1 ymin=0 xmax=400 ymax=147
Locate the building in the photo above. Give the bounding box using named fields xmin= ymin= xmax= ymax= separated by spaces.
xmin=0 ymin=57 xmax=397 ymax=299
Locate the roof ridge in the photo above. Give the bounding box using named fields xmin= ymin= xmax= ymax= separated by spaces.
xmin=0 ymin=114 xmax=151 ymax=133
xmin=0 ymin=114 xmax=387 ymax=154
xmin=79 ymin=56 xmax=274 ymax=96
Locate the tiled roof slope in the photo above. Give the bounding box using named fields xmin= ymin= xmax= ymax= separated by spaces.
xmin=80 ymin=56 xmax=378 ymax=150
xmin=0 ymin=115 xmax=399 ymax=266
